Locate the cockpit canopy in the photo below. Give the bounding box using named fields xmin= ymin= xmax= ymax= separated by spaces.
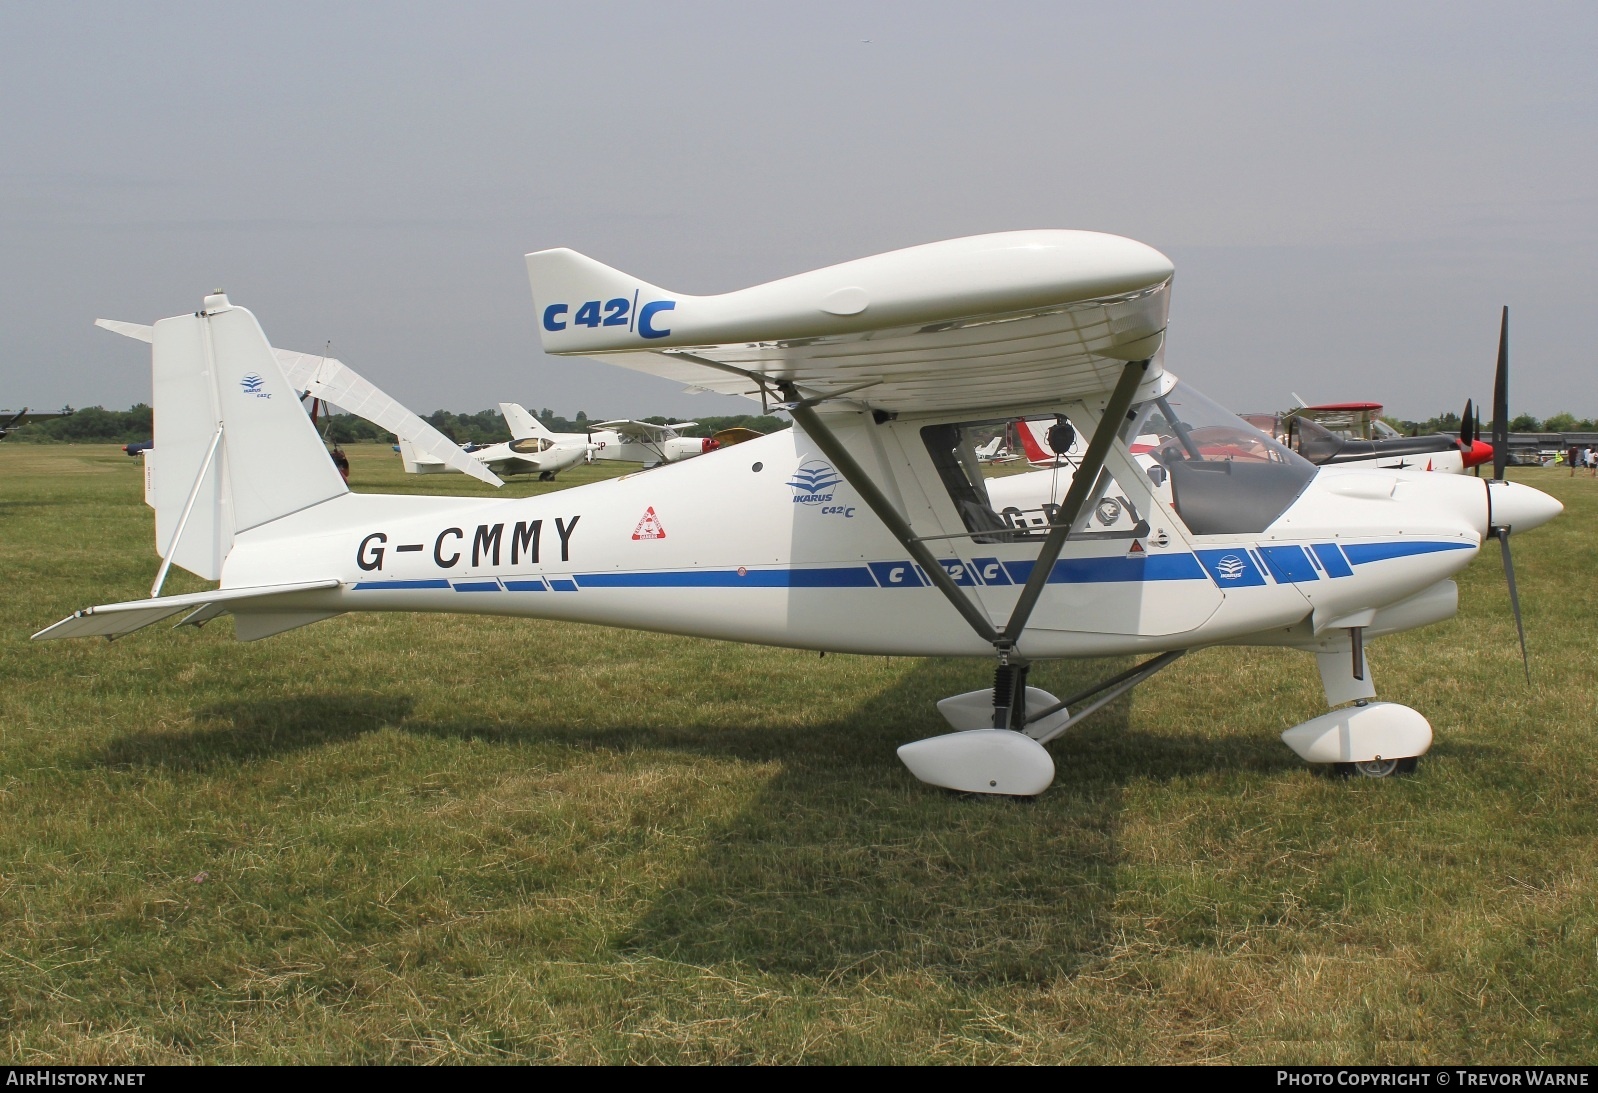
xmin=921 ymin=381 xmax=1317 ymax=542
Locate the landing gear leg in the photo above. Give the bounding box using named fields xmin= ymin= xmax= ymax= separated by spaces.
xmin=991 ymin=658 xmax=1030 ymax=730
xmin=898 ymin=659 xmax=1057 ymax=796
xmin=900 ymin=651 xmax=1188 ymax=796
xmin=1281 ymin=629 xmax=1431 ymax=774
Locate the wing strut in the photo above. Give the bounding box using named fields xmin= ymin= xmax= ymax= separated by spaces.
xmin=998 ymin=359 xmax=1150 ymax=649
xmin=779 ymin=358 xmax=1151 ymax=672
xmin=782 ymin=387 xmax=1000 ymax=644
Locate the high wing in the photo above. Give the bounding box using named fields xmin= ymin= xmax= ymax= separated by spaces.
xmin=526 ymin=230 xmax=1174 ymax=413
xmin=95 ymin=320 xmax=501 ymax=487
xmin=592 ymin=419 xmax=697 ymax=441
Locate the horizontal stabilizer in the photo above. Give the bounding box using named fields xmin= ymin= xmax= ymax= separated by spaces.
xmin=97 ymin=317 xmax=500 ymax=488
xmin=32 ymin=579 xmax=340 ymax=641
xmin=95 ymin=318 xmax=153 ymax=342
xmin=273 ymin=350 xmax=502 ymax=487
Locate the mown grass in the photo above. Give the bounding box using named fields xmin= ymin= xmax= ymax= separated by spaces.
xmin=1 ymin=443 xmax=1594 ymax=1063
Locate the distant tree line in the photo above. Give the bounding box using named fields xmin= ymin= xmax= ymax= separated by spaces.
xmin=1391 ymin=411 xmax=1598 ymax=435
xmin=6 ymin=404 xmax=152 ymax=443
xmin=5 ymin=403 xmax=791 ymax=445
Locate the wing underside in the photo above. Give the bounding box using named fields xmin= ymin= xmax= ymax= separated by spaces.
xmin=600 ymin=289 xmax=1169 ymax=413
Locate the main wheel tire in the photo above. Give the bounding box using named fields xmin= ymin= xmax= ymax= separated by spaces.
xmin=1333 ymin=756 xmax=1418 ymax=778
xmin=539 ymin=471 xmax=556 ymax=481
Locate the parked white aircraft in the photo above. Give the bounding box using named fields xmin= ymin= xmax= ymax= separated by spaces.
xmin=0 ymin=407 xmax=72 ymax=440
xmin=590 ymin=418 xmax=722 ymax=466
xmin=399 ymin=402 xmax=591 ymax=480
xmin=39 ymin=232 xmax=1561 ymax=796
xmin=399 ymin=403 xmax=720 ymax=478
xmin=973 ymin=435 xmax=1012 ymax=463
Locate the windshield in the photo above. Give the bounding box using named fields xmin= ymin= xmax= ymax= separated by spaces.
xmin=1133 ymin=382 xmax=1316 ymax=535
xmin=1135 ymin=383 xmax=1313 ymax=470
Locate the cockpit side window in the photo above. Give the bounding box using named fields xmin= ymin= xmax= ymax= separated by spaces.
xmin=919 ymin=414 xmax=1150 ymax=542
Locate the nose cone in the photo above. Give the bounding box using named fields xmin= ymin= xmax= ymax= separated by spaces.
xmin=1489 ymin=480 xmax=1563 ymax=533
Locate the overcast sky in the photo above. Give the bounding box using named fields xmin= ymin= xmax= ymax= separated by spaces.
xmin=2 ymin=1 xmax=1593 ymax=423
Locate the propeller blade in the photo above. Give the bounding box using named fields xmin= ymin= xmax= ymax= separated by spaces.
xmin=1497 ymin=527 xmax=1531 ymax=684
xmin=1461 ymin=398 xmax=1474 ymax=445
xmin=1493 ymin=306 xmax=1509 ymax=481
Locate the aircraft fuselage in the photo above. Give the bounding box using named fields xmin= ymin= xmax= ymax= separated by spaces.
xmin=220 ymin=413 xmax=1513 ymax=659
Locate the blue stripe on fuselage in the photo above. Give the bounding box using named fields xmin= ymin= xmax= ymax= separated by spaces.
xmin=1003 ymin=553 xmax=1207 ymax=585
xmin=575 ymin=566 xmax=877 ymax=589
xmin=1342 ymin=541 xmax=1473 ymax=565
xmin=1258 ymin=545 xmax=1319 ymax=583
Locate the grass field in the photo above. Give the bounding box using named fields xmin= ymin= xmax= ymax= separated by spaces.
xmin=2 ymin=443 xmax=1595 ymax=1064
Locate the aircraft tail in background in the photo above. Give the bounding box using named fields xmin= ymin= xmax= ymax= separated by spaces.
xmin=499 ymin=402 xmax=556 ymax=441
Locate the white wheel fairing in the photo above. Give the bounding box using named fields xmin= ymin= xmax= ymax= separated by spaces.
xmin=1280 ymin=702 xmax=1433 ymax=765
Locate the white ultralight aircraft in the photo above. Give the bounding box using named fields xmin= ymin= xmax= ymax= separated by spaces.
xmin=398 ymin=402 xmax=592 ymax=480
xmin=38 ymin=231 xmax=1562 ymax=795
xmin=399 ymin=403 xmax=718 ymax=478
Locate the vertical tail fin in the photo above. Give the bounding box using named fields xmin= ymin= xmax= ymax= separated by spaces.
xmin=1013 ymin=419 xmax=1055 ymax=464
xmin=499 ymin=402 xmax=555 ymax=441
xmin=396 ymin=437 xmax=423 ymax=473
xmin=151 ymin=293 xmax=346 ymax=580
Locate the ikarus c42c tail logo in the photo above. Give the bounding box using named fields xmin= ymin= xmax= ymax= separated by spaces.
xmin=786 ymin=459 xmax=854 ymax=517
xmin=239 ymin=373 xmax=271 ymax=398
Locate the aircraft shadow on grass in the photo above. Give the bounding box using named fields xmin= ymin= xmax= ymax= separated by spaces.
xmin=94 ymin=693 xmax=415 ymax=771
xmin=397 ymin=655 xmax=1308 ymax=986
xmin=83 ymin=658 xmax=1498 ymax=986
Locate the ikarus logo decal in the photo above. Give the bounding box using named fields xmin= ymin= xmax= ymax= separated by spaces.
xmin=786 ymin=459 xmax=854 ymax=517
xmin=240 ymin=373 xmax=270 ymax=398
xmin=1195 ymin=549 xmax=1267 ymax=588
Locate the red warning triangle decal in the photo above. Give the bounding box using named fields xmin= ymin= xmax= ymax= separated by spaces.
xmin=632 ymin=506 xmax=666 ymax=540
xmin=1127 ymin=539 xmax=1146 ymax=556
xmin=1426 ymin=459 xmax=1433 ymax=471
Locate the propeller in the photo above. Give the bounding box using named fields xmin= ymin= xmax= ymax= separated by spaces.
xmin=1492 ymin=307 xmax=1509 ymax=482
xmin=1484 ymin=306 xmax=1530 ymax=683
xmin=1460 ymin=398 xmax=1474 ymax=446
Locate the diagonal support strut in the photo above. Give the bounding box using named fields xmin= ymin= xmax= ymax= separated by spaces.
xmin=782 ymin=388 xmax=1001 ymax=645
xmin=999 ymin=359 xmax=1150 ymax=648
xmin=781 ymin=359 xmax=1150 ymax=657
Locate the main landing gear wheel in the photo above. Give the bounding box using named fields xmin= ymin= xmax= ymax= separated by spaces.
xmin=1334 ymin=756 xmax=1419 ymax=779
xmin=538 ymin=471 xmax=556 ymax=481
